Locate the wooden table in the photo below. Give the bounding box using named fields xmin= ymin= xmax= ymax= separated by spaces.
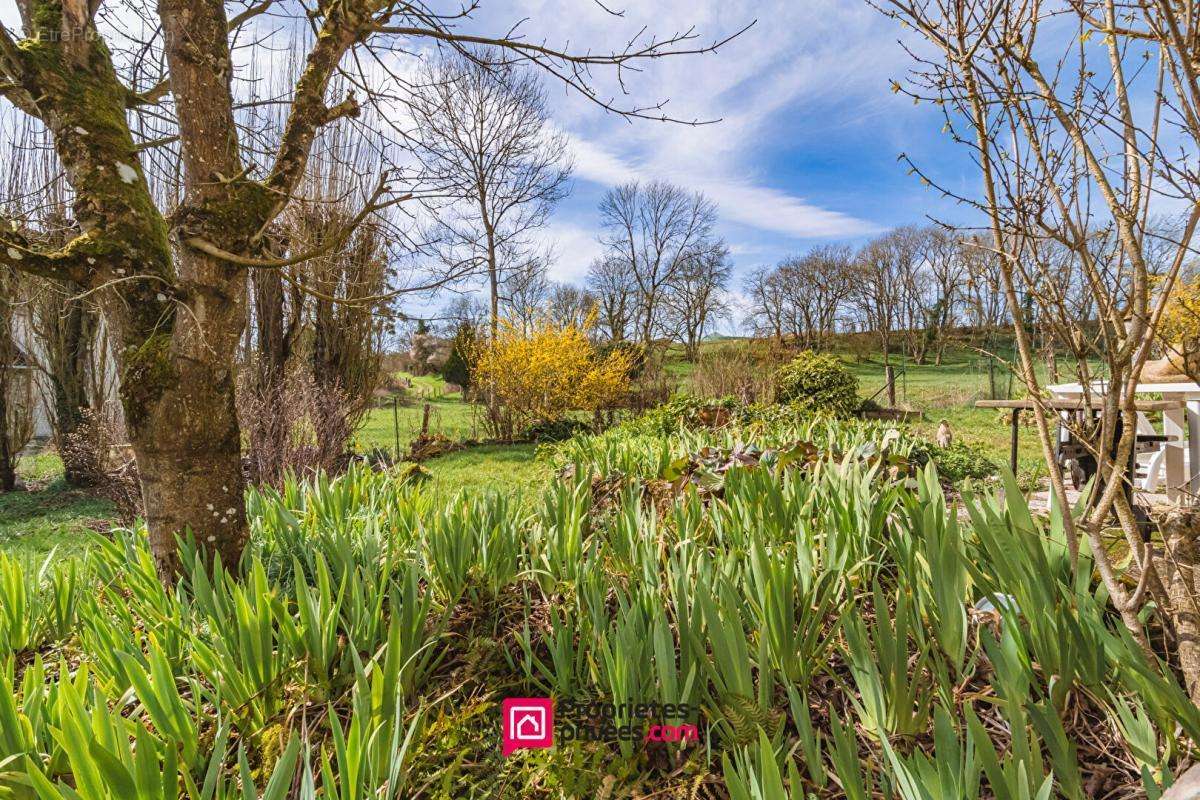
xmin=1048 ymin=382 xmax=1200 ymax=501
xmin=974 ymin=398 xmax=1187 ymax=483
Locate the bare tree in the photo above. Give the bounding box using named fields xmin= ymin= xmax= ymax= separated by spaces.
xmin=663 ymin=241 xmax=732 ymax=360
xmin=913 ymin=228 xmax=966 ymax=365
xmin=743 ymin=265 xmax=787 ymax=343
xmin=0 ymin=112 xmax=104 ymax=485
xmin=440 ymin=295 xmax=489 ymax=335
xmin=546 ymin=282 xmax=597 ymax=331
xmin=775 ymin=245 xmax=857 ymax=350
xmin=960 ymin=234 xmax=1008 ymax=333
xmin=503 ymin=260 xmax=550 ymax=335
xmin=879 ymin=0 xmax=1200 ymax=693
xmin=409 ymin=50 xmax=571 ymax=336
xmin=959 ymin=233 xmax=1011 ymax=397
xmin=587 ymin=255 xmax=637 ymax=342
xmin=0 ymin=0 xmax=741 ymax=579
xmin=853 ymin=228 xmax=925 ymax=365
xmin=0 ymin=267 xmax=32 ymax=492
xmin=599 ymin=180 xmax=720 ymax=347
xmin=27 ymin=277 xmax=102 ymax=481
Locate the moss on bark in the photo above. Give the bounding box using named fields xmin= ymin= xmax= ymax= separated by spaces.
xmin=122 ymin=332 xmax=176 ymax=434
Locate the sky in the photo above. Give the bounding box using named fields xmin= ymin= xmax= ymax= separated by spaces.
xmin=473 ymin=0 xmax=981 ymax=288
xmin=0 ymin=0 xmax=984 ymax=324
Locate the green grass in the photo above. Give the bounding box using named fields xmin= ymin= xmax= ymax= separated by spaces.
xmin=356 ymin=395 xmax=481 ymax=453
xmin=358 ymin=370 xmax=484 ymax=453
xmin=843 ymin=351 xmax=1043 ymax=480
xmin=665 ymin=337 xmax=1085 ymax=483
xmin=0 ymin=441 xmax=551 ymax=564
xmin=395 ymin=370 xmax=455 ymax=395
xmin=417 ymin=444 xmax=549 ymax=496
xmin=0 ymin=453 xmax=115 ymax=569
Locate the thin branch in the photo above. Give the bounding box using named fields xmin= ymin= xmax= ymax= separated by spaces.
xmin=125 ymin=0 xmax=279 ymax=108
xmin=185 ymin=182 xmax=411 ymax=269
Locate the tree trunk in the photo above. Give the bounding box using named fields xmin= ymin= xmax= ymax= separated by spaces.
xmin=1 ymin=0 xmax=366 ymax=584
xmin=0 ymin=371 xmax=13 ymax=493
xmin=52 ymin=290 xmax=97 ymax=486
xmin=478 ymin=188 xmax=499 ymax=338
xmin=0 ymin=270 xmax=17 ymax=493
xmin=1161 ymin=510 xmax=1200 ymax=703
xmin=122 ymin=256 xmax=248 ymax=578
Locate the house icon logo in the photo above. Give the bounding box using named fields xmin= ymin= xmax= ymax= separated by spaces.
xmin=502 ymin=697 xmax=554 ymax=756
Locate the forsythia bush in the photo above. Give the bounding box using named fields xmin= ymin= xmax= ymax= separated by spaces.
xmin=1159 ymin=274 xmax=1200 ymax=377
xmin=473 ymin=316 xmax=632 ymax=439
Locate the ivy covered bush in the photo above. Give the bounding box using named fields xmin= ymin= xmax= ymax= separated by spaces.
xmin=913 ymin=438 xmax=999 ymax=483
xmin=773 ymin=350 xmax=860 ymax=417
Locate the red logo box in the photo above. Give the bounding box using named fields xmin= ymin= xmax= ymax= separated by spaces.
xmin=502 ymin=697 xmax=554 ymax=757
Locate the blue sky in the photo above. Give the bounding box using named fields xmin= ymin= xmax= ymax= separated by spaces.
xmin=497 ymin=0 xmax=983 ymax=288
xmin=0 ymin=0 xmax=984 ymax=312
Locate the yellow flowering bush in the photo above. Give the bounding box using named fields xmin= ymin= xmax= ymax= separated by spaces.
xmin=472 ymin=317 xmax=632 ymax=440
xmin=1158 ymin=274 xmax=1200 ymax=378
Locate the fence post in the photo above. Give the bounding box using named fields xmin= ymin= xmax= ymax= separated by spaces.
xmin=392 ymin=397 xmax=400 ymax=462
xmin=421 ymin=402 xmax=431 ymax=437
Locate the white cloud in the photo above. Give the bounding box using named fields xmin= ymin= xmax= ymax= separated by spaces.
xmin=509 ymin=0 xmax=907 ymax=242
xmin=565 ymin=134 xmax=878 ymax=239
xmin=536 ymin=221 xmax=605 ymax=284
xmin=569 ymin=136 xmax=639 ymax=185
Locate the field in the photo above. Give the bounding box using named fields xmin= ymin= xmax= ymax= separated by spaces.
xmin=0 ymin=343 xmax=1060 ymax=569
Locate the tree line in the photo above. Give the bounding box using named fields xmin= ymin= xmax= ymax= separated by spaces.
xmin=743 ymin=226 xmax=1011 ymax=365
xmin=437 ymin=178 xmax=734 ymax=363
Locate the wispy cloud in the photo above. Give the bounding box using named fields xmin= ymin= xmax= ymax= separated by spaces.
xmin=534 ymin=220 xmax=606 ymax=283
xmin=504 ymin=0 xmax=912 ymax=243
xmin=567 ymin=135 xmax=879 ymax=239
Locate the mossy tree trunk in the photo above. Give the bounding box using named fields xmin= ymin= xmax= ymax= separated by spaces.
xmin=46 ymin=285 xmax=98 ymax=486
xmin=0 ymin=0 xmax=363 ymax=580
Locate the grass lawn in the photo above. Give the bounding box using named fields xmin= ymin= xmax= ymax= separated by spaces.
xmin=418 ymin=444 xmax=549 ymax=496
xmin=357 ymin=395 xmax=481 ymax=454
xmin=0 ymin=453 xmax=115 ymax=569
xmin=0 ymin=443 xmax=550 ymax=563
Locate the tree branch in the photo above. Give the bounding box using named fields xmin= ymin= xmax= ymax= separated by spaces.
xmin=374 ymin=23 xmax=751 ymax=65
xmin=0 ymin=225 xmax=96 ymax=284
xmin=125 ymin=0 xmax=278 ymax=108
xmin=264 ymin=4 xmax=370 ymax=204
xmin=185 ymin=180 xmax=409 ymax=269
xmin=373 ymin=20 xmax=753 ymax=123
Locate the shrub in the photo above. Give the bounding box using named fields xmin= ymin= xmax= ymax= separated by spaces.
xmin=913 ymin=439 xmax=999 ymax=483
xmin=521 ymin=417 xmax=591 ymax=442
xmin=441 ymin=323 xmax=476 ymax=389
xmin=626 ymin=394 xmax=742 ymax=436
xmin=238 ymin=368 xmax=353 ymax=487
xmin=688 ymin=342 xmax=782 ymax=404
xmin=596 ymin=340 xmax=647 ymax=379
xmin=59 ymin=407 xmax=143 ymax=520
xmin=472 ymin=317 xmax=632 ymax=440
xmin=774 ymin=350 xmax=860 ymax=417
